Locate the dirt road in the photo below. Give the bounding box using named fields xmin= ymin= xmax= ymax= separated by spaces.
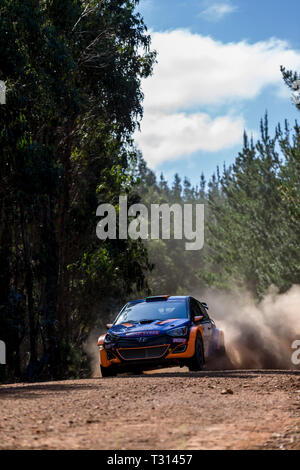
xmin=0 ymin=369 xmax=299 ymax=450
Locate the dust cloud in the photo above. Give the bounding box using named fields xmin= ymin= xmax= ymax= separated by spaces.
xmin=83 ymin=329 xmax=101 ymax=378
xmin=197 ymin=284 xmax=300 ymax=369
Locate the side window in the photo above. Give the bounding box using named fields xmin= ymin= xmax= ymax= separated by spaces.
xmin=198 ymin=302 xmax=209 ymax=321
xmin=190 ymin=298 xmax=201 ymax=320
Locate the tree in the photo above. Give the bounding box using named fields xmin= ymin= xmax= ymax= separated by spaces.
xmin=0 ymin=0 xmax=156 ymax=380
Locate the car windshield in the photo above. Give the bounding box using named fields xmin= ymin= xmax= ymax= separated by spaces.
xmin=115 ymin=300 xmax=188 ymax=325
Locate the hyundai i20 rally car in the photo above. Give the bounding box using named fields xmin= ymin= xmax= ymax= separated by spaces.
xmin=98 ymin=295 xmax=225 ymax=377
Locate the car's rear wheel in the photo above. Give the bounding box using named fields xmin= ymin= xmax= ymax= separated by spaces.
xmin=188 ymin=333 xmax=204 ymax=371
xmin=216 ymin=344 xmax=226 ymax=357
xmin=100 ymin=365 xmax=117 ymax=378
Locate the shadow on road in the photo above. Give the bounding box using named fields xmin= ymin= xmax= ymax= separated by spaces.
xmin=0 ymin=382 xmax=101 ymax=399
xmin=0 ymin=369 xmax=299 ymax=398
xmin=118 ymin=369 xmax=300 ymax=380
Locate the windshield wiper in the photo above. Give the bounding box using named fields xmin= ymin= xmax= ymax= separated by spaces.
xmin=120 ymin=319 xmax=159 ymax=325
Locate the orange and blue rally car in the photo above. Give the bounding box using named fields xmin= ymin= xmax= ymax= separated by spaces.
xmin=98 ymin=295 xmax=226 ymax=377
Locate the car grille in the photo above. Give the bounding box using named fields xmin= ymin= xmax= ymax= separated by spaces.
xmin=117 ymin=345 xmax=169 ymax=361
xmin=117 ymin=335 xmax=169 ymax=348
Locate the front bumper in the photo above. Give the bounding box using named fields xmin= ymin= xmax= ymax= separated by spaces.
xmin=99 ymin=328 xmax=199 ymax=369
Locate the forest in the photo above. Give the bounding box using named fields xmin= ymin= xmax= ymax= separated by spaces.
xmin=0 ymin=0 xmax=299 ymax=381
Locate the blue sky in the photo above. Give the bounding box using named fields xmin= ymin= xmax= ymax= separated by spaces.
xmin=134 ymin=0 xmax=300 ymax=186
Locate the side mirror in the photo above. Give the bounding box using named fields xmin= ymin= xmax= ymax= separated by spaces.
xmin=194 ymin=316 xmax=204 ymax=323
xmin=106 ymin=323 xmax=113 ymax=330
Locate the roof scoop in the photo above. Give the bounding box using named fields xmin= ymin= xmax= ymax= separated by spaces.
xmin=146 ymin=296 xmax=170 ymax=302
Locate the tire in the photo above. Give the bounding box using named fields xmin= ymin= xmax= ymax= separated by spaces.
xmin=188 ymin=333 xmax=205 ymax=372
xmin=217 ymin=345 xmax=226 ymax=357
xmin=100 ymin=364 xmax=117 ymax=378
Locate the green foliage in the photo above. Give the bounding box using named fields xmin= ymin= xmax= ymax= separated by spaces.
xmin=198 ymin=116 xmax=300 ymax=298
xmin=0 ymin=0 xmax=155 ymax=380
xmin=136 ymin=114 xmax=300 ymax=302
xmin=133 ymin=155 xmax=208 ymax=296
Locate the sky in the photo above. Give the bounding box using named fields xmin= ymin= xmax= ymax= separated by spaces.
xmin=133 ymin=0 xmax=300 ymax=186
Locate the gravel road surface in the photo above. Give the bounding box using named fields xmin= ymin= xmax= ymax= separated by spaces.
xmin=0 ymin=369 xmax=299 ymax=450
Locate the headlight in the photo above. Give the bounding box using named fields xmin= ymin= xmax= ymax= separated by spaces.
xmin=168 ymin=327 xmax=188 ymax=337
xmin=104 ymin=333 xmax=119 ymax=343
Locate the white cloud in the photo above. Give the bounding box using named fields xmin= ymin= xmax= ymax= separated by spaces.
xmin=200 ymin=2 xmax=237 ymax=22
xmin=143 ymin=30 xmax=300 ymax=112
xmin=135 ymin=29 xmax=300 ymax=167
xmin=136 ymin=111 xmax=244 ymax=168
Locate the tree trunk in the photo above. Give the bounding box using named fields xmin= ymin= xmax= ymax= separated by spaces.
xmin=20 ymin=203 xmax=38 ymax=377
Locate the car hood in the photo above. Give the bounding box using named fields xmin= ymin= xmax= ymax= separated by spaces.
xmin=108 ymin=318 xmax=190 ymax=338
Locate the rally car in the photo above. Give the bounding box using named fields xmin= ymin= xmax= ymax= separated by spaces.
xmin=97 ymin=295 xmax=225 ymax=377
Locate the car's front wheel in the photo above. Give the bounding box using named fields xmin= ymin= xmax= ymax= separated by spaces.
xmin=100 ymin=365 xmax=117 ymax=378
xmin=188 ymin=333 xmax=204 ymax=371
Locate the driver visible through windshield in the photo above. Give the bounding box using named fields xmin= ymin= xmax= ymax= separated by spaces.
xmin=115 ymin=300 xmax=188 ymax=325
